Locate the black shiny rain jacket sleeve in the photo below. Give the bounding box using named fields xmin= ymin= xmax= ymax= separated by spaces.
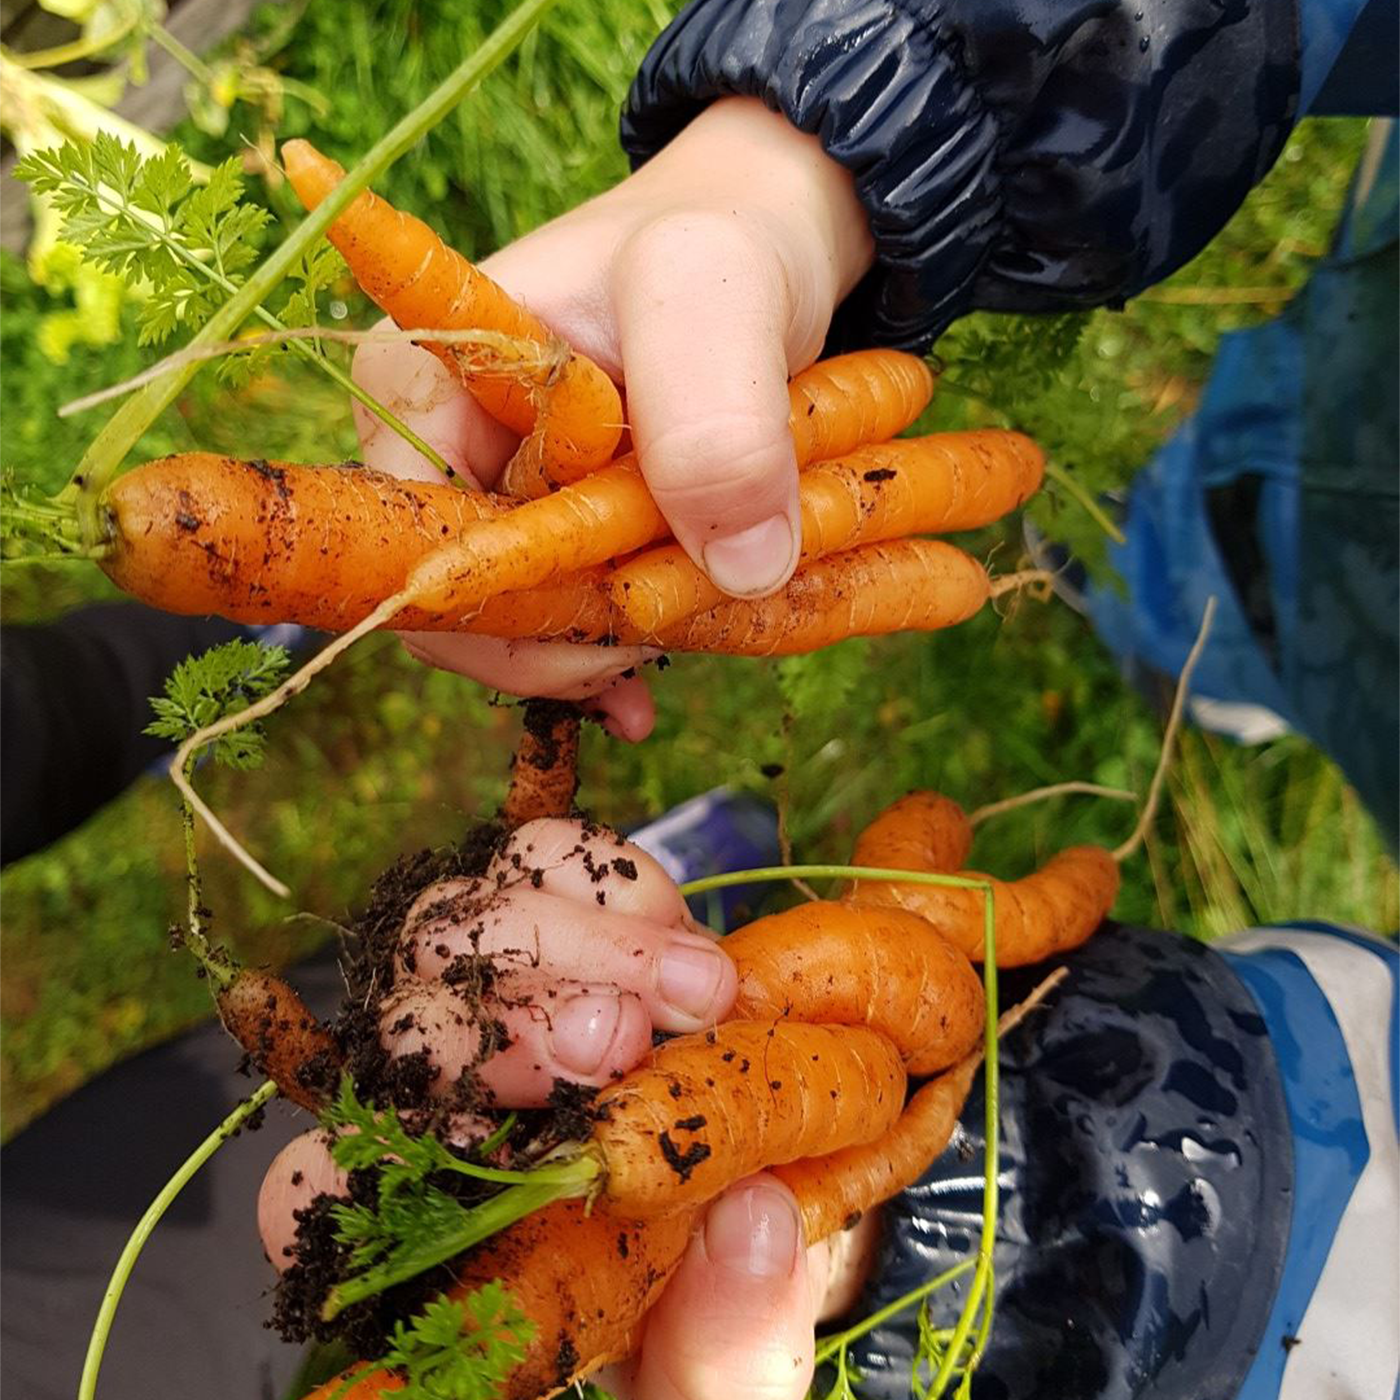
xmin=621 ymin=0 xmax=1300 ymax=350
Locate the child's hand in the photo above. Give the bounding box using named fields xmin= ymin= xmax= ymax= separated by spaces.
xmin=354 ymin=96 xmax=872 ymax=740
xmin=257 ymin=818 xmax=875 ymax=1397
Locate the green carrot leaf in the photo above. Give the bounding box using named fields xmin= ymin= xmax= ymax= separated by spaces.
xmin=145 ymin=638 xmax=290 ymax=769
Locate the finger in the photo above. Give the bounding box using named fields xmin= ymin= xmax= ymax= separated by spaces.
xmin=630 ymin=1174 xmax=817 ymax=1400
xmin=397 ymin=632 xmax=659 ymax=719
xmin=352 ymin=322 xmax=518 ymax=488
xmin=815 ymin=1209 xmax=881 ymax=1322
xmin=613 ymin=212 xmax=802 ymax=599
xmin=585 ymin=672 xmax=656 ymax=744
xmin=487 ymin=818 xmax=695 ymax=928
xmin=395 ymin=884 xmax=736 ymax=1032
xmin=257 ymin=1130 xmax=348 ymax=1272
xmin=378 ymin=975 xmax=653 ymax=1107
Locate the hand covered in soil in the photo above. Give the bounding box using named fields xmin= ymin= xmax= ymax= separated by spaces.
xmin=258 ymin=818 xmax=875 ymax=1398
xmin=354 ymin=96 xmax=872 ymax=742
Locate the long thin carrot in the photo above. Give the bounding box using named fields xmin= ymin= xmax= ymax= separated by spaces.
xmin=649 ymin=538 xmax=990 ymax=656
xmin=724 ymin=901 xmax=984 ymax=1075
xmin=405 ymin=456 xmax=665 ymax=616
xmin=496 ymin=345 xmax=935 ymax=498
xmin=846 ymin=809 xmax=1120 ymax=966
xmin=611 ymin=430 xmax=1044 ymax=633
xmin=774 ymin=1052 xmax=982 ymax=1242
xmin=282 ymin=140 xmax=623 ymax=478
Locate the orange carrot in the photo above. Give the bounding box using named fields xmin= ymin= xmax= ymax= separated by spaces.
xmin=586 ymin=1020 xmax=906 ymax=1216
xmin=774 ymin=1051 xmax=981 ymax=1242
xmin=215 ymin=969 xmax=341 ymax=1113
xmin=649 ymin=539 xmax=990 ymax=656
xmin=405 ymin=456 xmax=665 ymax=616
xmin=611 ymin=429 xmax=1044 ymax=633
xmin=282 ymin=140 xmax=622 ymax=478
xmin=91 ymin=454 xmax=627 ymax=639
xmin=301 ymin=1053 xmax=980 ymax=1400
xmin=787 ymin=349 xmax=937 ymax=467
xmin=724 ymin=901 xmax=984 ymax=1075
xmin=90 ymin=458 xmax=999 ymax=655
xmin=502 ymin=701 xmax=581 ymax=827
xmin=848 ymin=790 xmax=975 ymax=885
xmin=97 ymin=454 xmax=503 ymax=631
xmin=849 ymin=843 xmax=1121 ymax=966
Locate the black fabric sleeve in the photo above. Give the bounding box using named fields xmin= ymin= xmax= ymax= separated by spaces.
xmin=622 ymin=0 xmax=1300 ymax=351
xmin=0 ymin=604 xmax=248 ymax=864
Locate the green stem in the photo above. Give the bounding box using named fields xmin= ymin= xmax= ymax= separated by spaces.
xmin=79 ymin=1080 xmax=278 ymax=1400
xmin=1043 ymin=459 xmax=1127 ymax=546
xmin=322 ymin=1159 xmax=595 ymax=1320
xmin=68 ymin=0 xmax=560 ymax=532
xmin=928 ymin=888 xmax=999 ymax=1398
xmin=812 ymin=1260 xmax=975 ymax=1367
xmin=679 ymin=864 xmax=993 ymax=898
xmin=144 ymin=21 xmax=217 ymax=87
xmin=5 ymin=14 xmax=140 ymax=70
xmin=176 ymin=762 xmax=235 ymax=992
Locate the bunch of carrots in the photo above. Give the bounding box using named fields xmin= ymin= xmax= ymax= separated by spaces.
xmin=285 ymin=755 xmax=1119 ymax=1400
xmin=63 ymin=142 xmax=1133 ymax=1399
xmin=78 ymin=138 xmax=1047 ymax=657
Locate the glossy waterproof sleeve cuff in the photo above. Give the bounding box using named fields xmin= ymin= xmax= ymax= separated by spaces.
xmin=620 ymin=0 xmax=1004 ymax=352
xmin=623 ymin=0 xmax=1301 ymax=352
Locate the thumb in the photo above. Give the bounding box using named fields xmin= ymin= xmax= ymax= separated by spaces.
xmin=626 ymin=1174 xmax=819 ymax=1400
xmin=613 ymin=212 xmax=802 ymax=599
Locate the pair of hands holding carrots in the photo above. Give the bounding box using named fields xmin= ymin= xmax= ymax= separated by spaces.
xmin=264 ymin=98 xmax=879 ymax=1396
xmin=258 ymin=819 xmax=877 ymax=1399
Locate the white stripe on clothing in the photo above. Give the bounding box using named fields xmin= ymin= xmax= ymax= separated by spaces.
xmin=1221 ymin=927 xmax=1399 ymax=1400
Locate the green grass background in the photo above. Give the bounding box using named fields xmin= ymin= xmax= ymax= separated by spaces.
xmin=2 ymin=0 xmax=1395 ymax=1139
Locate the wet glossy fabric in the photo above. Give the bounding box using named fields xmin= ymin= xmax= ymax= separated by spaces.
xmin=623 ymin=0 xmax=1299 ymax=350
xmin=844 ymin=923 xmax=1293 ymax=1399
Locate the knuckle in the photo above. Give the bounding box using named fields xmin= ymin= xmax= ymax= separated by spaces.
xmin=643 ymin=414 xmax=796 ymax=507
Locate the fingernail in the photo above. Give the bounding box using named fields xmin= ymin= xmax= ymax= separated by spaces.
xmin=705 ymin=1184 xmax=801 ymax=1279
xmin=550 ymin=993 xmax=622 ymax=1076
xmin=701 ymin=512 xmax=799 ymax=599
xmin=658 ymin=941 xmax=726 ymax=1020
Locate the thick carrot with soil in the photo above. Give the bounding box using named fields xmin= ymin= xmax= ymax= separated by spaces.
xmin=97 ymin=454 xmax=505 ymax=630
xmin=502 ymin=701 xmax=581 ymax=827
xmin=282 ymin=140 xmax=622 ymax=478
xmin=91 ymin=454 xmax=624 ymax=639
xmin=649 ymin=538 xmax=991 ymax=656
xmin=612 ymin=430 xmax=1044 ymax=633
xmin=587 ymin=1019 xmax=906 ymax=1216
xmin=724 ymin=901 xmax=984 ymax=1075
